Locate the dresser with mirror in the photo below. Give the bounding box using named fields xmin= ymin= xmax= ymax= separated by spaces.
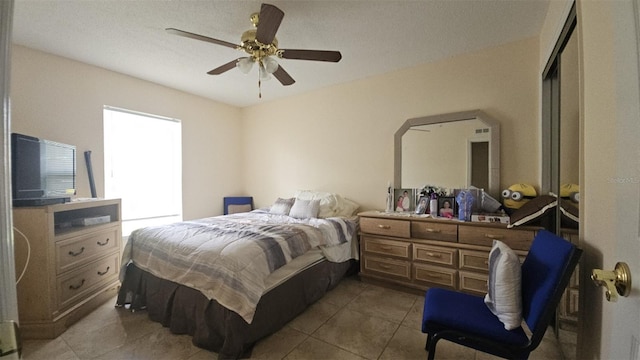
xmin=360 ymin=110 xmax=544 ymax=296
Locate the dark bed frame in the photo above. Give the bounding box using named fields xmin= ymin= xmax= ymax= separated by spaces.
xmin=116 ymin=259 xmax=355 ymax=359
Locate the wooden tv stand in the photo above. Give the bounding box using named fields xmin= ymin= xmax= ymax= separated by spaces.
xmin=12 ymin=199 xmax=122 ymax=339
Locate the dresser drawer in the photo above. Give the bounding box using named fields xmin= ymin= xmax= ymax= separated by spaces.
xmin=459 ymin=249 xmax=490 ymax=272
xmin=56 ymin=227 xmax=120 ymax=274
xmin=360 ymin=217 xmax=410 ymax=238
xmin=413 ymin=264 xmax=456 ymax=289
xmin=362 ymin=256 xmax=411 ymax=280
xmin=459 ymin=271 xmax=488 ymax=296
xmin=57 ymin=253 xmax=120 ymax=309
xmin=458 ymin=225 xmax=535 ymax=251
xmin=413 ymin=244 xmax=457 ymax=267
xmin=362 ymin=236 xmax=411 ymax=259
xmin=411 ymin=221 xmax=457 ymax=242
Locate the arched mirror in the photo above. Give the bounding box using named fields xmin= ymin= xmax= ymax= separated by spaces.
xmin=394 ymin=110 xmax=501 ymax=198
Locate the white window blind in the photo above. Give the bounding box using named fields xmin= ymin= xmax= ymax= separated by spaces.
xmin=103 ymin=106 xmax=182 ymax=236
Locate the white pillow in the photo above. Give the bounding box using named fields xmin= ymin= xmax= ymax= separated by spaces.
xmin=289 ymin=198 xmax=320 ymax=219
xmin=484 ymin=240 xmax=522 ymax=330
xmin=294 ymin=190 xmax=359 ymax=218
xmin=270 ymin=197 xmax=295 ymax=215
xmin=335 ymin=197 xmax=360 ymax=217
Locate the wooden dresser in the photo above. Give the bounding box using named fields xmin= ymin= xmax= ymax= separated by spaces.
xmin=358 ymin=210 xmax=540 ymax=296
xmin=12 ymin=199 xmax=122 ymax=339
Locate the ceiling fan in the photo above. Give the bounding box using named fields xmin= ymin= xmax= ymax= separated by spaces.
xmin=166 ymin=3 xmax=342 ymax=97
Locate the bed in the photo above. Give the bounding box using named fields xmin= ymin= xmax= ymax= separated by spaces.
xmin=116 ymin=193 xmax=359 ymax=359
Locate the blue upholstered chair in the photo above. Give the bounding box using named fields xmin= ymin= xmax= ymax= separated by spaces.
xmin=223 ymin=196 xmax=253 ymax=215
xmin=421 ymin=230 xmax=582 ymax=360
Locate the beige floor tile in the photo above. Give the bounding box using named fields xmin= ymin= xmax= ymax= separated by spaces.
xmin=21 ymin=337 xmax=79 ymax=360
xmin=427 ymin=339 xmax=478 ymax=360
xmin=379 ymin=325 xmax=430 ymax=360
xmin=186 ymin=349 xmax=219 ymax=360
xmin=558 ymin=328 xmax=577 ymax=360
xmin=284 ymin=337 xmax=365 ymax=360
xmin=401 ymin=295 xmax=426 ymax=331
xmin=250 ymin=326 xmax=309 ymax=360
xmin=287 ymin=299 xmax=342 ymax=335
xmin=61 ymin=308 xmax=162 ymax=358
xmin=19 ymin=280 xmax=565 ymax=360
xmin=93 ymin=327 xmax=201 ymax=360
xmin=312 ymin=308 xmax=399 ymax=359
xmin=345 ymin=285 xmax=417 ymax=323
xmin=319 ymin=276 xmax=368 ymax=308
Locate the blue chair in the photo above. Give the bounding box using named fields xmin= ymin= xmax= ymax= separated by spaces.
xmin=421 ymin=230 xmax=582 ymax=360
xmin=223 ymin=196 xmax=253 ymax=215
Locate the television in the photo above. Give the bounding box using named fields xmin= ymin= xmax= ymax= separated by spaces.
xmin=11 ymin=133 xmax=76 ymax=207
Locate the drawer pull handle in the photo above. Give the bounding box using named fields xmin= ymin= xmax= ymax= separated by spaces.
xmin=425 ymin=228 xmax=441 ymax=233
xmin=97 ymin=238 xmax=110 ymax=246
xmin=379 ymin=264 xmax=392 ymax=269
xmin=97 ymin=266 xmax=111 ymax=276
xmin=484 ymin=233 xmax=504 ymax=240
xmin=378 ymin=225 xmax=391 ymax=229
xmin=425 ymin=273 xmax=445 ymax=280
xmin=68 ymin=247 xmax=85 ymax=257
xmin=426 ymin=252 xmax=442 ymax=258
xmin=380 ymin=246 xmax=393 ymax=250
xmin=69 ymin=279 xmax=85 ymax=290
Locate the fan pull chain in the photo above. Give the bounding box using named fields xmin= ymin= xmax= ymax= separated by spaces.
xmin=258 ymin=78 xmax=262 ymax=99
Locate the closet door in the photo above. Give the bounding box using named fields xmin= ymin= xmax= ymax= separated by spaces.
xmin=541 ymin=4 xmax=580 ymax=360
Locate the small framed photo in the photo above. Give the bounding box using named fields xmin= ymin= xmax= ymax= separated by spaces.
xmin=438 ymin=196 xmax=456 ymax=218
xmin=394 ymin=188 xmax=415 ymax=212
xmin=415 ymin=196 xmax=429 ymax=214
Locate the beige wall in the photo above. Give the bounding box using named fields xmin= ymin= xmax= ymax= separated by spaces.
xmin=539 ymin=0 xmax=575 ymax=70
xmin=10 ymin=37 xmax=541 ymax=216
xmin=10 ymin=45 xmax=243 ymax=220
xmin=242 ymin=37 xmax=540 ymax=211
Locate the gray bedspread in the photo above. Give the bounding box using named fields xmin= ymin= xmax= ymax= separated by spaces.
xmin=120 ymin=210 xmax=357 ymax=323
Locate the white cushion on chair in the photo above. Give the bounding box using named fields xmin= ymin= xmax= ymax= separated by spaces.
xmin=484 ymin=240 xmax=522 ymax=330
xmin=227 ymin=204 xmax=252 ymax=214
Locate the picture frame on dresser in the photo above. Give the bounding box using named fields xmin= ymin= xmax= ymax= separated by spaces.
xmin=415 ymin=196 xmax=429 ymax=214
xmin=438 ymin=196 xmax=456 ymax=217
xmin=394 ymin=188 xmax=415 ymax=212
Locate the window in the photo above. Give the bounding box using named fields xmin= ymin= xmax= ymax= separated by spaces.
xmin=103 ymin=106 xmax=182 ymax=236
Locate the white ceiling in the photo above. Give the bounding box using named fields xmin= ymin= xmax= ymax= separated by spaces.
xmin=12 ymin=0 xmax=550 ymax=108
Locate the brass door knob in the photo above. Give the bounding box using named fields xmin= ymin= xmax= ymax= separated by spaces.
xmin=591 ymin=262 xmax=632 ymax=302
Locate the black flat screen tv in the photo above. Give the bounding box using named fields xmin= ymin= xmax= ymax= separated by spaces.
xmin=11 ymin=133 xmax=76 ymax=207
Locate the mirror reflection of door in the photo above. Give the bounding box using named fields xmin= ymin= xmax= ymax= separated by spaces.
xmin=557 ymin=25 xmax=580 ymax=360
xmin=470 ymin=141 xmax=489 ymax=190
xmin=542 ymin=5 xmax=579 ymax=360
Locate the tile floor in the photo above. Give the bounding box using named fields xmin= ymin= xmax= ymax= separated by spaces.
xmin=21 ymin=276 xmax=564 ymax=359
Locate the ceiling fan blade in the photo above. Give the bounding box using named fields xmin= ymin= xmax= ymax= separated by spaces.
xmin=255 ymin=3 xmax=284 ymax=45
xmin=166 ymin=28 xmax=238 ymax=49
xmin=273 ymin=65 xmax=295 ymax=86
xmin=280 ymin=49 xmax=342 ymax=62
xmin=207 ymin=58 xmax=243 ymax=75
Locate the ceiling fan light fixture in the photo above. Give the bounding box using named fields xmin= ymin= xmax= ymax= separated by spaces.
xmin=236 ymin=57 xmax=254 ymax=74
xmin=259 ymin=64 xmax=272 ymax=81
xmin=263 ymin=56 xmax=279 ymax=74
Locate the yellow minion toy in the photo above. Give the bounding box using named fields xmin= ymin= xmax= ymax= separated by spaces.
xmin=560 ymin=183 xmax=580 ymax=203
xmin=502 ymin=184 xmax=537 ymax=210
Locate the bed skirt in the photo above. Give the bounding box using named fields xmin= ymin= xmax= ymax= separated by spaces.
xmin=116 ymin=259 xmax=354 ymax=359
